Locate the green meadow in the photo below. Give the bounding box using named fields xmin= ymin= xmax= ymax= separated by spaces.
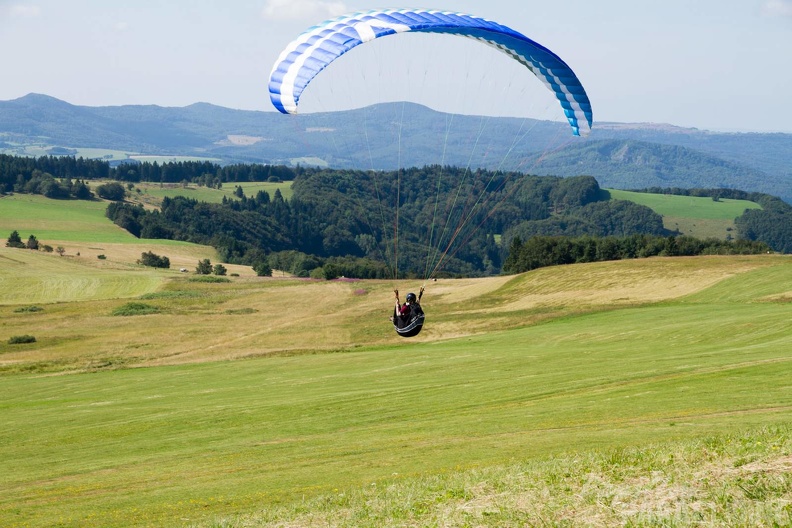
xmin=0 ymin=249 xmax=790 ymax=526
xmin=0 ymin=193 xmax=790 ymax=527
xmin=607 ymin=189 xmax=762 ymax=240
xmin=131 ymin=180 xmax=294 ymax=204
xmin=0 ymin=193 xmax=138 ymax=243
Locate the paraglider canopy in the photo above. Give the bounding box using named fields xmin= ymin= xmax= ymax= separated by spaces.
xmin=268 ymin=8 xmax=592 ymax=136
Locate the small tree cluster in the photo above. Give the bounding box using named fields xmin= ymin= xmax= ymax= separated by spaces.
xmin=8 ymin=169 xmax=94 ymax=200
xmin=95 ymin=182 xmax=126 ymax=201
xmin=6 ymin=231 xmax=43 ymax=250
xmin=195 ymin=258 xmax=228 ymax=276
xmin=138 ymin=251 xmax=170 ymax=269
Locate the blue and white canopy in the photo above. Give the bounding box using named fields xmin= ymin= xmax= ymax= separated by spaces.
xmin=268 ymin=9 xmax=593 ymax=136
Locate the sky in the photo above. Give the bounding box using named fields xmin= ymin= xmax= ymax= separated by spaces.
xmin=1 ymin=0 xmax=791 ymax=132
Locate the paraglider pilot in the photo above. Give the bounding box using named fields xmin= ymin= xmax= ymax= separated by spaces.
xmin=393 ymin=286 xmax=424 ymax=329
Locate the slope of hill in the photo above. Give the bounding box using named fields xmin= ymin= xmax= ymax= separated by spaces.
xmin=595 ymin=121 xmax=792 ymax=181
xmin=532 ymin=140 xmax=777 ymax=196
xmin=1 ymin=94 xmax=790 ymax=202
xmin=1 ymin=252 xmax=790 ymax=526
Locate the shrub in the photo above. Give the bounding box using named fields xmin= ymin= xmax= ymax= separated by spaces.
xmin=139 ymin=291 xmax=202 ymax=300
xmin=111 ymin=302 xmax=161 ymax=316
xmin=188 ymin=275 xmax=231 ymax=283
xmin=13 ymin=306 xmax=43 ymax=313
xmin=8 ymin=335 xmax=36 ymax=344
xmin=225 ymin=308 xmax=257 ymax=315
xmin=97 ymin=254 xmax=107 ymax=260
xmin=212 ymin=264 xmax=227 ymax=276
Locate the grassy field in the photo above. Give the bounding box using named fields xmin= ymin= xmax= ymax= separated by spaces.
xmin=121 ymin=180 xmax=294 ymax=208
xmin=607 ymin=189 xmax=762 ymax=239
xmin=0 ymin=193 xmax=139 ymax=244
xmin=1 ymin=193 xmax=790 ymax=526
xmin=0 ymin=250 xmax=789 ymax=526
xmin=0 ymin=193 xmax=240 ymax=274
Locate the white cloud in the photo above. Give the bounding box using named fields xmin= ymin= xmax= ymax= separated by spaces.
xmin=8 ymin=4 xmax=42 ymax=17
xmin=761 ymin=0 xmax=792 ymax=17
xmin=261 ymin=0 xmax=349 ymax=21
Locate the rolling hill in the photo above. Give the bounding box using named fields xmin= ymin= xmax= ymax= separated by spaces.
xmin=1 ymin=94 xmax=790 ymax=203
xmin=1 ymin=186 xmax=791 ymax=526
xmin=1 ymin=246 xmax=790 ymax=526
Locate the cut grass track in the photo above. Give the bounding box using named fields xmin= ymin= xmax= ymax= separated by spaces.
xmin=0 ymin=247 xmax=164 ymax=304
xmin=0 ymin=255 xmax=789 ymax=526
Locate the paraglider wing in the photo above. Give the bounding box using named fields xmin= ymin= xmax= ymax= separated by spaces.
xmin=268 ymin=9 xmax=592 ymax=136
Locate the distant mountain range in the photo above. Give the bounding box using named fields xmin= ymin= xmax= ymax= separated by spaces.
xmin=1 ymin=93 xmax=790 ymax=202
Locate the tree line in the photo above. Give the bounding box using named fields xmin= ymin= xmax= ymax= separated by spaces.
xmin=502 ymin=234 xmax=771 ymax=274
xmin=0 ymin=154 xmax=296 ymax=193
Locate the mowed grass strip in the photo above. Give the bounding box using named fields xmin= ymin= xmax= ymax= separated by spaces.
xmin=0 ymin=247 xmax=163 ymax=304
xmin=0 ymin=194 xmax=136 ymax=243
xmin=0 ymin=259 xmax=790 ymax=526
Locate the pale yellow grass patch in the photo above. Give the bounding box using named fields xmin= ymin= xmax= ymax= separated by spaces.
xmin=142 ymin=281 xmax=361 ymax=365
xmin=482 ymin=257 xmax=770 ymax=314
xmin=47 ymin=240 xmax=260 ymax=276
xmin=423 ymin=275 xmax=513 ymax=304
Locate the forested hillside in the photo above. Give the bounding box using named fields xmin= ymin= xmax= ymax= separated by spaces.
xmin=3 ymin=155 xmax=790 ymax=275
xmin=529 ymin=140 xmax=783 ymax=200
xmin=101 ymin=167 xmax=670 ymax=277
